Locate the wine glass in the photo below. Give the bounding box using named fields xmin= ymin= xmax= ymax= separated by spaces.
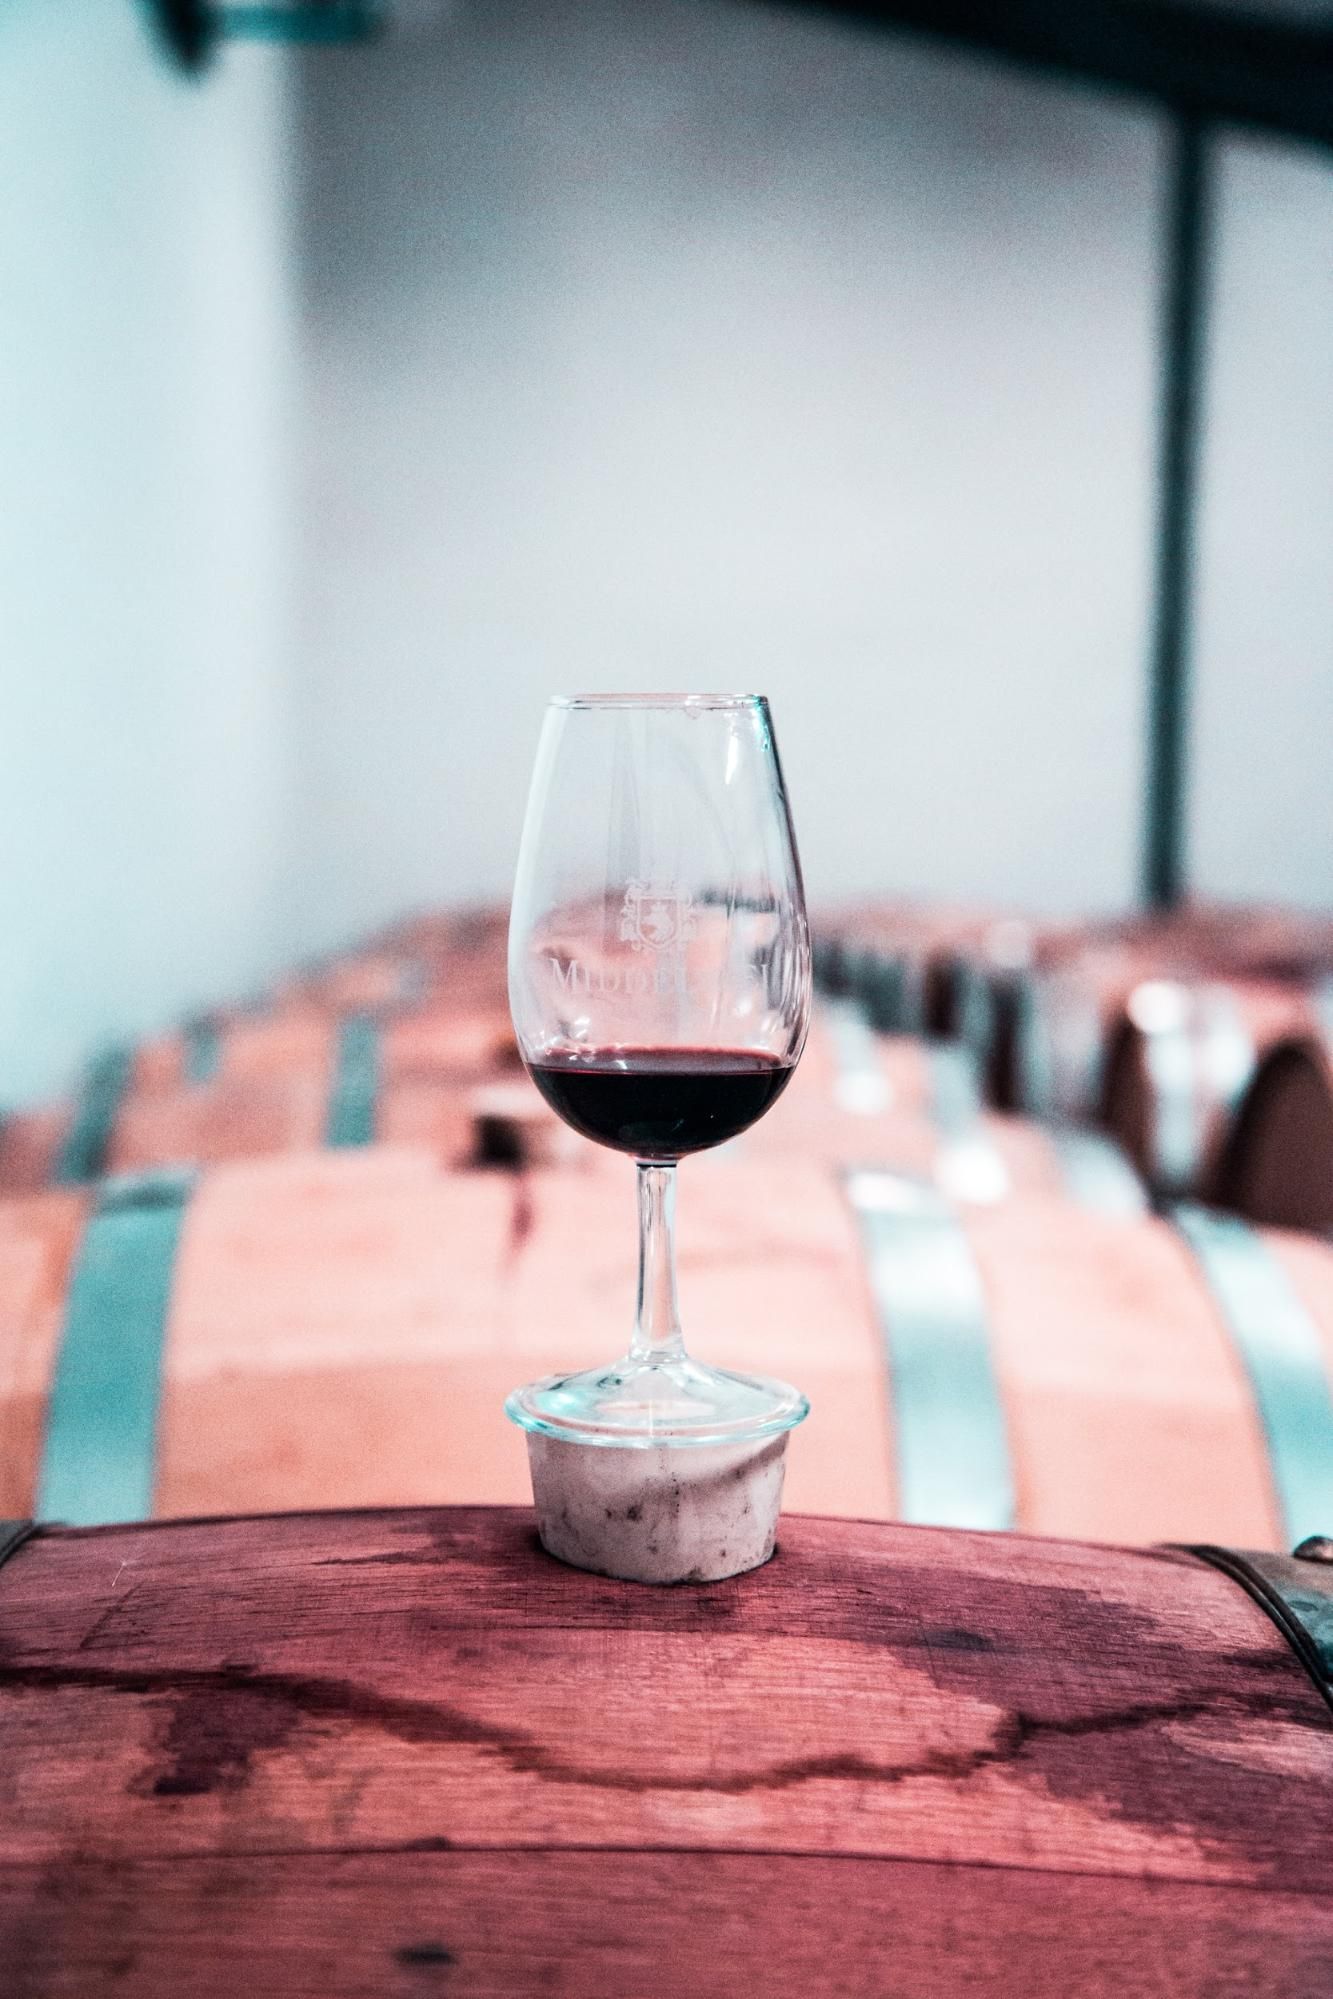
xmin=504 ymin=693 xmax=811 ymax=1578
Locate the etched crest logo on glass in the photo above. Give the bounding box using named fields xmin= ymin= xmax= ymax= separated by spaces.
xmin=619 ymin=881 xmax=697 ymax=954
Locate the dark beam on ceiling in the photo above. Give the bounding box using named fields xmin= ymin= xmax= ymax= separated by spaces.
xmin=752 ymin=1 xmax=1333 ymax=149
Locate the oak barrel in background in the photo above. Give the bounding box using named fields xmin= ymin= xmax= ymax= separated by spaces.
xmin=818 ymin=902 xmax=1333 ymax=1119
xmin=0 ymin=905 xmax=516 ymax=1195
xmin=275 ymin=903 xmax=510 ymax=1013
xmin=813 ymin=902 xmax=1035 ymax=1038
xmin=6 ymin=1141 xmax=1331 ymax=1549
xmin=996 ymin=911 xmax=1333 ymax=1121
xmin=1220 ymin=1023 xmax=1333 ymax=1234
xmin=745 ymin=1002 xmax=1145 ymax=1210
xmin=1100 ymin=975 xmax=1333 ymax=1200
xmin=70 ymin=898 xmax=1316 ymax=1206
xmin=3 ymin=894 xmax=1330 ymax=1556
xmin=0 ymin=1006 xmax=523 ymax=1195
xmin=0 ymin=989 xmax=1143 ymax=1213
xmin=2 ymin=1506 xmax=1331 ymax=1997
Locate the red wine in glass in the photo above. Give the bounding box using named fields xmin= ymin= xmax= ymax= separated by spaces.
xmin=528 ymin=1047 xmax=795 ymax=1159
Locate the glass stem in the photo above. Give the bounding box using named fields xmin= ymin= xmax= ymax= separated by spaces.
xmin=630 ymin=1161 xmax=684 ymax=1364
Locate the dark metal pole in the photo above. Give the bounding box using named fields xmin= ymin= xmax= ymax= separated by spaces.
xmin=1143 ymin=112 xmax=1214 ymax=910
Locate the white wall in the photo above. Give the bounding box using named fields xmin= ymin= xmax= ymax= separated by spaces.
xmin=0 ymin=2 xmax=296 ymax=1103
xmin=2 ymin=2 xmax=1327 ymax=1108
xmin=1190 ymin=132 xmax=1333 ymax=908
xmin=291 ymin=0 xmax=1165 ymax=949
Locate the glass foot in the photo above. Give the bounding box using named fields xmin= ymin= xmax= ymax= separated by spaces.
xmin=507 ymin=1353 xmax=809 ymax=1583
xmin=505 ymin=1352 xmax=808 ymax=1450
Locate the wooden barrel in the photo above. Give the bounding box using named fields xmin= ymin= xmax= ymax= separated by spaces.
xmin=276 ymin=904 xmax=510 ymax=1013
xmin=1101 ymin=977 xmax=1333 ymax=1200
xmin=374 ymin=901 xmax=510 ymax=966
xmin=858 ymin=903 xmax=1333 ymax=1118
xmin=2 ymin=1506 xmax=1331 ymax=1996
xmin=0 ymin=1004 xmax=529 ymax=1195
xmin=1006 ymin=911 xmax=1333 ymax=1120
xmin=7 ymin=907 xmax=520 ymax=1191
xmin=753 ymin=1004 xmax=1145 ymax=1212
xmin=810 ymin=904 xmax=1295 ymax=1088
xmin=0 ymin=1003 xmax=1139 ymax=1212
xmin=5 ymin=1141 xmax=1329 ymax=1549
xmin=924 ymin=909 xmax=1317 ymax=1078
xmin=813 ymin=903 xmax=1023 ymax=1035
xmin=1219 ymin=1025 xmax=1333 ymax=1234
xmin=273 ymin=939 xmax=508 ymax=1016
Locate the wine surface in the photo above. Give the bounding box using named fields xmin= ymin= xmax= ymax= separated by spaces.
xmin=528 ymin=1047 xmax=794 ymax=1158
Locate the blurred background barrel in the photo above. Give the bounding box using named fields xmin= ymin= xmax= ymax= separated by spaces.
xmin=0 ymin=980 xmax=1141 ymax=1205
xmin=1007 ymin=914 xmax=1333 ymax=1122
xmin=1101 ymin=975 xmax=1333 ymax=1200
xmin=3 ymin=1507 xmax=1331 ymax=1996
xmin=275 ymin=906 xmax=511 ymax=1014
xmin=8 ymin=1133 xmax=1332 ymax=1550
xmin=0 ymin=1009 xmax=519 ymax=1193
xmin=1219 ymin=1021 xmax=1333 ymax=1234
xmin=9 ymin=896 xmax=1333 ymax=1555
xmin=820 ymin=905 xmax=1333 ymax=1121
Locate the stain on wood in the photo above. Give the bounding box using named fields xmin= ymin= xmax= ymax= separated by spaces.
xmin=0 ymin=1507 xmax=1330 ymax=1993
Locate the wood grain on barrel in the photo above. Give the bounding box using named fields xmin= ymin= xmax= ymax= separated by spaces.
xmin=9 ymin=1852 xmax=1333 ymax=1999
xmin=0 ymin=1509 xmax=1330 ymax=1996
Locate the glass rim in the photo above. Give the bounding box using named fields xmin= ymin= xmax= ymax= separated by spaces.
xmin=548 ymin=692 xmax=768 ymax=712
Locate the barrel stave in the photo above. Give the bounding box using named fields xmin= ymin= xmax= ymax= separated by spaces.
xmin=8 ymin=1846 xmax=1333 ymax=1998
xmin=1 ymin=1500 xmax=1330 ymax=1999
xmin=0 ymin=1510 xmax=1328 ymax=1889
xmin=11 ymin=1146 xmax=1327 ymax=1547
xmin=0 ymin=1190 xmax=89 ymax=1516
xmin=965 ymin=1201 xmax=1282 ymax=1548
xmin=156 ymin=1148 xmax=519 ymax=1517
